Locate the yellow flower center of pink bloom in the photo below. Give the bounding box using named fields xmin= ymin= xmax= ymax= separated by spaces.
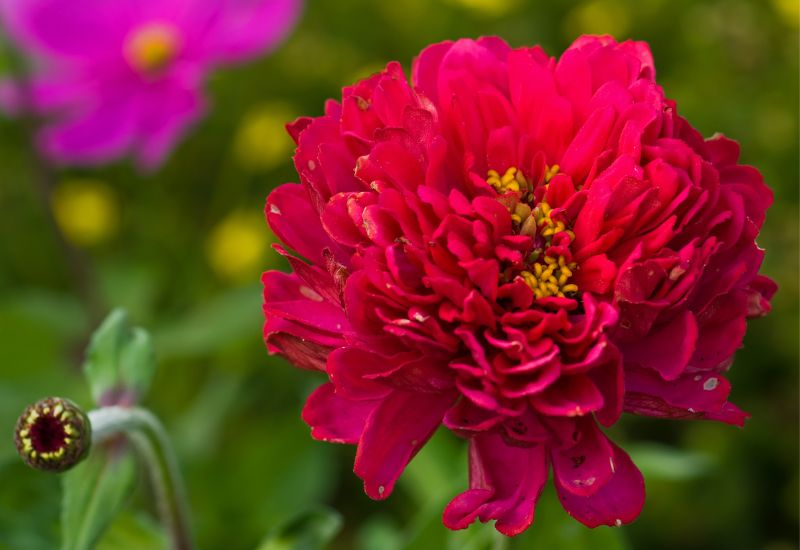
xmin=488 ymin=165 xmax=579 ymax=300
xmin=125 ymin=23 xmax=180 ymax=75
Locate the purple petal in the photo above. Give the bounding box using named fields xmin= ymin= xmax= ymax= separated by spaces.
xmin=135 ymin=79 xmax=205 ymax=170
xmin=198 ymin=0 xmax=302 ymax=63
xmin=0 ymin=0 xmax=132 ymax=58
xmin=0 ymin=76 xmax=93 ymax=113
xmin=38 ymin=91 xmax=140 ymax=165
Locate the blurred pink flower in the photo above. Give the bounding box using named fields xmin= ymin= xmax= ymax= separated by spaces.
xmin=263 ymin=35 xmax=775 ymax=535
xmin=0 ymin=0 xmax=302 ymax=169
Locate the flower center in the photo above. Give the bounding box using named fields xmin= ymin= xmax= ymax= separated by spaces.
xmin=15 ymin=397 xmax=91 ymax=472
xmin=124 ymin=23 xmax=180 ymax=75
xmin=30 ymin=415 xmax=68 ymax=453
xmin=489 ymin=165 xmax=579 ymax=300
xmin=18 ymin=401 xmax=77 ymax=461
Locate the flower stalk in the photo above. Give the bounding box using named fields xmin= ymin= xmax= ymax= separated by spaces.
xmin=15 ymin=399 xmax=194 ymax=550
xmin=2 ymin=42 xmax=104 ymax=325
xmin=88 ymin=406 xmax=195 ymax=550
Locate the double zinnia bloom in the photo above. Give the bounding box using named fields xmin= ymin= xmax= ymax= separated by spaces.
xmin=266 ymin=35 xmax=775 ymax=534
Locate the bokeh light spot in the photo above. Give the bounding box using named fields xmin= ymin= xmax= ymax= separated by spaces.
xmin=233 ymin=102 xmax=296 ymax=172
xmin=207 ymin=210 xmax=270 ymax=282
xmin=52 ymin=178 xmax=119 ymax=247
xmin=564 ymin=0 xmax=630 ymax=39
xmin=444 ymin=0 xmax=520 ymax=17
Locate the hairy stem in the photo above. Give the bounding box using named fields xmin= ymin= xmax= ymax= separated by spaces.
xmin=89 ymin=407 xmax=194 ymax=550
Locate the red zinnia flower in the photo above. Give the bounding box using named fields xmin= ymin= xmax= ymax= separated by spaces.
xmin=263 ymin=35 xmax=775 ymax=535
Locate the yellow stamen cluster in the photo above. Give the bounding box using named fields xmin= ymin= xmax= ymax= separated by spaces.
xmin=520 ymin=255 xmax=579 ymax=299
xmin=487 ymin=164 xmax=580 ymax=300
xmin=544 ymin=163 xmax=560 ymax=183
xmin=510 ymin=202 xmax=536 ymax=235
xmin=487 ymin=167 xmax=531 ymax=194
xmin=533 ymin=201 xmax=575 ymax=241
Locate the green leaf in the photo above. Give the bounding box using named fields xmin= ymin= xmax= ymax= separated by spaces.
xmin=117 ymin=327 xmax=156 ymax=401
xmin=95 ymin=513 xmax=167 ymax=550
xmin=84 ymin=309 xmax=156 ymax=405
xmin=256 ymin=507 xmax=343 ymax=550
xmin=61 ymin=445 xmax=137 ymax=550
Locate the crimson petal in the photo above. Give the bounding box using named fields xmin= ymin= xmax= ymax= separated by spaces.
xmin=556 ymin=442 xmax=645 ymax=527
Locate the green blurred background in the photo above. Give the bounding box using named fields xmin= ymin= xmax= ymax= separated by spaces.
xmin=0 ymin=0 xmax=797 ymax=548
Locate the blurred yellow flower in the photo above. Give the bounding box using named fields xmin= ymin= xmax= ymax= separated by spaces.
xmin=52 ymin=178 xmax=119 ymax=247
xmin=233 ymin=102 xmax=296 ymax=172
xmin=444 ymin=0 xmax=520 ymax=16
xmin=564 ymin=0 xmax=630 ymax=39
xmin=772 ymin=0 xmax=799 ymax=27
xmin=207 ymin=210 xmax=270 ymax=282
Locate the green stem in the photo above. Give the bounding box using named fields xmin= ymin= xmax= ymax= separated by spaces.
xmin=1 ymin=37 xmax=104 ymax=326
xmin=89 ymin=407 xmax=194 ymax=550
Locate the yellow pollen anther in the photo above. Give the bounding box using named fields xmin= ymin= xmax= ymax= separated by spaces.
xmin=520 ymin=254 xmax=580 ymax=299
xmin=514 ymin=203 xmax=532 ymax=220
xmin=487 ymin=166 xmax=530 ymax=194
xmin=545 ymin=164 xmax=560 ymax=182
xmin=125 ymin=23 xmax=180 ymax=75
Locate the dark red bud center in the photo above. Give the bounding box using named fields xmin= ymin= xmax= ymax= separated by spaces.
xmin=29 ymin=415 xmax=68 ymax=453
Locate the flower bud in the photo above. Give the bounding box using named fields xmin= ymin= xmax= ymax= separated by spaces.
xmin=14 ymin=397 xmax=91 ymax=472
